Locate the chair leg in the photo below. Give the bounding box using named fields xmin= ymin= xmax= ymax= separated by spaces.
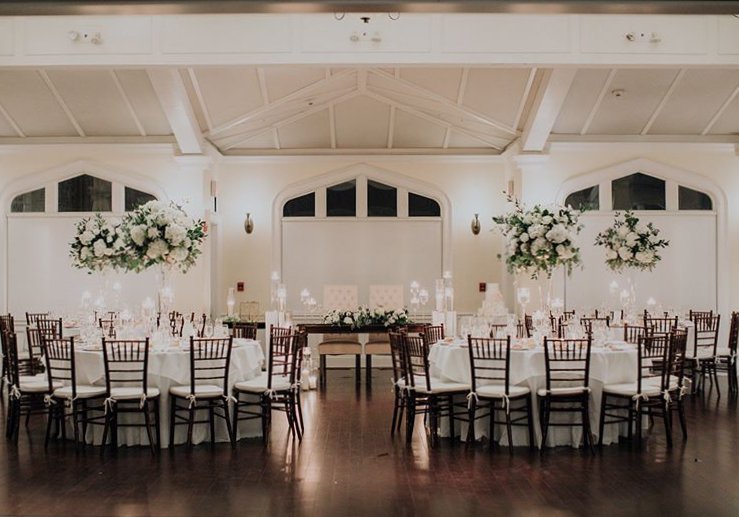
xmin=186 ymin=405 xmax=195 ymax=447
xmin=295 ymin=391 xmax=305 ymax=436
xmin=583 ymin=398 xmax=595 ymax=455
xmin=526 ymin=396 xmax=535 ymax=450
xmin=365 ymin=354 xmax=372 ymax=388
xmin=505 ymin=408 xmax=514 ymax=455
xmin=635 ymin=403 xmax=643 ymax=449
xmin=428 ymin=396 xmax=439 ymax=448
xmin=143 ymin=404 xmax=156 ymax=455
xmin=154 ymin=399 xmax=161 ymax=449
xmin=221 ymin=398 xmax=235 ymax=447
xmin=319 ymin=355 xmax=327 ymax=390
xmin=208 ymin=402 xmax=216 ymax=446
xmin=539 ymin=398 xmax=550 ymax=451
xmin=466 ymin=397 xmax=476 ymax=444
xmin=355 ymin=354 xmax=361 ymax=388
xmin=232 ymin=391 xmax=240 ymax=441
xmin=44 ymin=405 xmax=54 ymax=447
xmin=405 ymin=395 xmax=416 ymax=446
xmin=677 ymin=398 xmax=688 ymax=440
xmin=168 ymin=396 xmax=176 ymax=448
xmin=111 ymin=408 xmax=119 ymax=449
xmin=261 ymin=395 xmax=270 ymax=444
xmin=71 ymin=402 xmax=80 ymax=446
xmin=713 ymin=363 xmax=721 ymax=398
xmin=391 ymin=389 xmax=400 ymax=436
xmin=598 ymin=395 xmax=607 ymax=447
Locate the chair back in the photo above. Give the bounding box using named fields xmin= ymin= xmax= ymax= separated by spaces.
xmin=728 ymin=312 xmax=739 ymax=355
xmin=26 ymin=312 xmax=49 ymax=327
xmin=689 ymin=309 xmax=713 ymax=320
xmin=25 ymin=327 xmax=46 ymax=375
xmin=467 ymin=336 xmax=511 ymax=394
xmin=37 ymin=318 xmax=63 ymax=339
xmin=239 ymin=301 xmax=261 ymax=322
xmin=4 ymin=332 xmax=28 ymax=389
xmin=270 ymin=325 xmax=292 ymax=339
xmin=0 ymin=314 xmax=14 ymax=333
xmin=388 ymin=331 xmax=405 ymax=385
xmin=624 ymin=324 xmax=650 ymax=344
xmin=169 ymin=315 xmax=185 ymax=337
xmin=369 ymin=284 xmax=404 ymax=310
xmin=542 ymin=337 xmax=592 ymax=393
xmin=188 ymin=337 xmax=233 ymax=396
xmin=194 ymin=313 xmax=207 ymax=337
xmin=580 ymin=316 xmax=610 ymax=334
xmin=99 ymin=318 xmax=117 ymax=338
xmin=645 ymin=316 xmax=678 ymax=335
xmin=266 ymin=332 xmax=298 ymax=387
xmin=637 ymin=333 xmax=670 ymax=394
xmin=232 ymin=322 xmax=258 ymax=340
xmin=401 ymin=334 xmax=432 ymax=392
xmin=43 ymin=336 xmax=77 ymax=395
xmin=524 ymin=314 xmax=533 ymax=337
xmin=323 ymin=285 xmax=358 ymax=311
xmin=424 ymin=324 xmax=445 ymax=344
xmin=666 ymin=329 xmax=688 ymax=389
xmin=102 ymin=338 xmax=150 ymax=396
xmin=692 ymin=313 xmax=720 ymax=358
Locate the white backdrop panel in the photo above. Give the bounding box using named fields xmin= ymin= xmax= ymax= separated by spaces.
xmin=7 ymin=216 xmax=207 ymax=315
xmin=282 ymin=219 xmax=442 ymax=310
xmin=565 ymin=213 xmax=716 ymax=311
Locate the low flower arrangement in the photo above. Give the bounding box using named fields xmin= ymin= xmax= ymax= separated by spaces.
xmin=493 ymin=196 xmax=583 ymax=279
xmin=323 ymin=306 xmax=410 ymax=329
xmin=594 ymin=211 xmax=669 ymax=272
xmin=70 ymin=214 xmax=126 ymax=273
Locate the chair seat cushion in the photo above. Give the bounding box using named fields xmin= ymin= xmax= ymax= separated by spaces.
xmin=603 ymin=382 xmax=662 ymax=397
xmin=53 ymin=384 xmax=106 ymax=399
xmin=537 ymin=386 xmax=589 ymax=397
xmin=19 ymin=377 xmax=61 ymax=393
xmin=109 ymin=386 xmax=161 ymax=400
xmin=233 ymin=374 xmax=292 ymax=393
xmin=476 ymin=384 xmax=530 ymax=399
xmin=318 ymin=342 xmax=362 ymax=355
xmin=413 ymin=377 xmax=469 ymax=394
xmin=364 ymin=342 xmax=390 ymax=355
xmin=169 ymin=384 xmax=224 ymax=398
xmin=644 ymin=375 xmax=680 ymax=390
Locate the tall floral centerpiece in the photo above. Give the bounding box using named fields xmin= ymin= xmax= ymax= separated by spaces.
xmin=594 ymin=211 xmax=669 ymax=312
xmin=594 ymin=211 xmax=669 ymax=273
xmin=493 ymin=196 xmax=582 ymax=312
xmin=493 ymin=196 xmax=583 ymax=279
xmin=119 ymin=200 xmax=207 ymax=313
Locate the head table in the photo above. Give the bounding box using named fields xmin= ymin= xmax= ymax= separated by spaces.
xmin=430 ymin=321 xmax=694 ymax=448
xmin=71 ymin=337 xmax=264 ymax=448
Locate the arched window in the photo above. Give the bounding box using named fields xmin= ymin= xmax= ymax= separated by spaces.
xmin=679 ymin=186 xmax=712 ymax=210
xmin=10 ymin=188 xmax=45 ymax=213
xmin=125 ymin=187 xmax=157 ymax=211
xmin=612 ymin=173 xmax=665 ymax=211
xmin=408 ymin=193 xmax=441 ymax=217
xmin=565 ymin=186 xmax=599 ymax=211
xmin=283 ymin=192 xmax=315 ymax=217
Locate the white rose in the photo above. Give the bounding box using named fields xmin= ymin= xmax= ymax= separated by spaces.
xmin=556 ymin=245 xmax=575 ymax=260
xmin=343 ymin=316 xmax=353 ymax=325
xmin=165 ymin=224 xmax=186 ymax=246
xmin=617 ymin=226 xmax=629 ymax=238
xmin=605 ymin=249 xmax=618 ymax=260
xmin=625 ymin=232 xmax=639 ymax=246
xmin=130 ymin=225 xmax=147 ymax=246
xmin=147 ymin=228 xmax=160 ymax=239
xmin=93 ymin=239 xmax=107 ymax=258
xmin=80 ymin=247 xmax=91 ymax=259
xmin=541 ymin=215 xmax=553 ymax=225
xmin=519 ymin=233 xmax=530 ymax=242
xmin=170 ymin=247 xmax=188 ymax=262
xmin=618 ymin=246 xmax=633 ymax=260
xmin=635 ymin=223 xmax=649 ymax=235
xmin=545 ymin=225 xmax=568 ymax=244
xmin=528 ymin=224 xmax=545 ymax=238
xmin=635 ymin=251 xmax=654 ymax=264
xmin=81 ymin=231 xmax=96 ymax=245
xmin=649 ymin=234 xmax=660 ymax=244
xmin=146 ymin=239 xmax=169 ymax=259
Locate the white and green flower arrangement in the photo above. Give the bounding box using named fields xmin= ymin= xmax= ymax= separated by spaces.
xmin=493 ymin=196 xmax=583 ymax=279
xmin=69 ymin=200 xmax=206 ymax=274
xmin=323 ymin=306 xmax=410 ymax=329
xmin=594 ymin=211 xmax=669 ymax=272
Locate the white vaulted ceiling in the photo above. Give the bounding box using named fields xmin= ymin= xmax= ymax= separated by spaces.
xmin=0 ymin=65 xmax=737 ymax=154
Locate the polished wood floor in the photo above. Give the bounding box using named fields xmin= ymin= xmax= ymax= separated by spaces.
xmin=2 ymin=371 xmax=738 ymax=517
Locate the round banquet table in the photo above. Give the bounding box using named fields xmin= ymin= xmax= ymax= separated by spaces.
xmin=74 ymin=338 xmax=264 ymax=448
xmin=429 ymin=338 xmax=641 ymax=448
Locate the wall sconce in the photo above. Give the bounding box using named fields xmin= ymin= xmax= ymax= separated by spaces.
xmin=471 ymin=213 xmax=481 ymax=235
xmin=244 ymin=213 xmax=254 ymax=234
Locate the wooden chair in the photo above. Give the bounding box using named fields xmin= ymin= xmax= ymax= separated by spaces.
xmin=664 ymin=329 xmax=689 ymax=442
xmin=580 ymin=316 xmax=610 ymax=334
xmin=401 ymin=334 xmax=469 ymax=447
xmin=232 ymin=331 xmax=303 ymax=442
xmin=318 ymin=285 xmax=361 ymax=389
xmin=5 ymin=331 xmax=60 ymax=441
xmin=466 ymin=336 xmax=534 ymax=453
xmin=101 ymin=338 xmax=160 ymax=454
xmin=424 ymin=324 xmax=445 ymax=344
xmin=645 ymin=315 xmax=678 ymax=335
xmin=0 ymin=317 xmax=15 ymax=392
xmin=98 ymin=318 xmax=117 ymax=339
xmin=524 ymin=315 xmax=533 ymax=338
xmin=624 ymin=324 xmax=651 ymax=344
xmin=686 ymin=313 xmax=721 ymax=396
xmin=538 ymin=337 xmax=594 ymax=453
xmin=231 ymin=322 xmax=258 ymax=340
xmin=37 ymin=318 xmax=63 ymax=339
xmin=599 ymin=333 xmax=672 ymax=447
xmin=43 ymin=336 xmax=106 ymax=447
xmin=716 ymin=312 xmax=738 ymax=394
xmin=388 ymin=331 xmax=407 ymax=436
xmin=168 ymin=337 xmax=234 ymax=447
xmin=25 ymin=312 xmax=49 ymax=327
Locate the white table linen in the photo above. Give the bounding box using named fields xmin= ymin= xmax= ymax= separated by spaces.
xmin=74 ymin=338 xmax=264 ymax=448
xmin=429 ymin=339 xmax=639 ymax=447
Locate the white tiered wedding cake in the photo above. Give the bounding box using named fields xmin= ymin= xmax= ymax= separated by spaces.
xmin=477 ymin=283 xmax=509 ymax=322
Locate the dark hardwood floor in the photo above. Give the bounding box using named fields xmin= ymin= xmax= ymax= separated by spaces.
xmin=2 ymin=371 xmax=738 ymax=517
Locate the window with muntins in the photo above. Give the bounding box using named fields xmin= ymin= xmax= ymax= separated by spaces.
xmin=58 ymin=174 xmax=112 ymax=212
xmin=10 ymin=188 xmax=45 ymax=213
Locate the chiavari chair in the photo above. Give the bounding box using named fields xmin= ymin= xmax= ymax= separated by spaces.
xmin=538 ymin=337 xmax=594 ymax=453
xmin=101 ymin=338 xmax=160 ymax=453
xmin=623 ymin=324 xmax=651 ymax=344
xmin=0 ymin=314 xmax=14 ymax=333
xmin=663 ymin=329 xmax=689 ymax=442
xmin=580 ymin=316 xmax=610 ymax=334
xmin=716 ymin=312 xmax=738 ymax=394
xmin=466 ymin=336 xmax=534 ymax=453
xmin=4 ymin=331 xmax=61 ymax=441
xmin=388 ymin=331 xmax=406 ymax=436
xmin=25 ymin=327 xmax=46 ymax=376
xmin=400 ymin=334 xmax=469 ymax=447
xmin=424 ymin=324 xmax=445 ymax=344
xmin=599 ymin=333 xmax=672 ymax=448
xmin=37 ymin=318 xmax=63 ymax=339
xmin=524 ymin=314 xmax=533 ymax=338
xmin=168 ymin=337 xmax=234 ymax=447
xmin=231 ymin=322 xmax=258 ymax=340
xmin=232 ymin=331 xmax=303 ymax=442
xmin=644 ymin=315 xmax=678 ymax=335
xmin=98 ymin=318 xmax=117 ymax=339
xmin=686 ymin=313 xmax=721 ymax=396
xmin=0 ymin=317 xmax=15 ymax=392
xmin=25 ymin=312 xmax=49 ymax=327
xmin=43 ymin=336 xmax=106 ymax=447
xmin=689 ymin=309 xmax=713 ymax=320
